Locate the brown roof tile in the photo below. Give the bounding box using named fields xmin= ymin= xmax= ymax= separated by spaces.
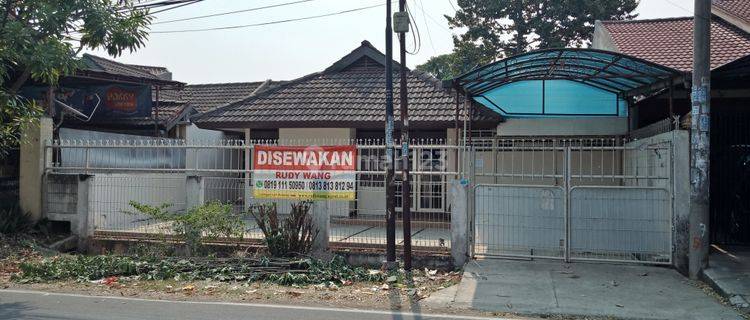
xmin=714 ymin=0 xmax=750 ymax=24
xmin=602 ymin=17 xmax=750 ymax=71
xmin=181 ymin=81 xmax=282 ymax=113
xmin=194 ymin=41 xmax=500 ymax=129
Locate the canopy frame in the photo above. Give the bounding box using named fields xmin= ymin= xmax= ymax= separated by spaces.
xmin=452 ymin=48 xmax=684 ymax=117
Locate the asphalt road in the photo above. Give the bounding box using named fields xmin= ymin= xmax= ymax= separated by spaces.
xmin=0 ymin=289 xmax=503 ymax=320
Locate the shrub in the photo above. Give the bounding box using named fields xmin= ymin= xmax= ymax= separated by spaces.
xmin=15 ymin=254 xmax=385 ymax=285
xmin=128 ymin=201 xmax=246 ymax=255
xmin=250 ymin=202 xmax=318 ymax=257
xmin=0 ymin=202 xmax=32 ymax=234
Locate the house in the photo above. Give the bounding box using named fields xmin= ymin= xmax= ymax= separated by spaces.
xmin=32 ymin=53 xmax=188 ymax=137
xmin=192 ymin=40 xmax=501 ymax=216
xmin=42 ymin=53 xmax=289 ymax=142
xmin=193 ymin=40 xmax=500 ymax=142
xmin=592 ymin=0 xmax=750 ymax=246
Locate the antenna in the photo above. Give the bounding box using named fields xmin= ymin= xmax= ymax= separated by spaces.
xmin=55 ymin=94 xmax=101 ymax=122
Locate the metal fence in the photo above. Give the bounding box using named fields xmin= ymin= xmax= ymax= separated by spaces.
xmin=470 ymin=137 xmax=673 ymax=265
xmin=44 ymin=138 xmax=459 ymax=251
xmin=44 ymin=135 xmax=675 ymax=262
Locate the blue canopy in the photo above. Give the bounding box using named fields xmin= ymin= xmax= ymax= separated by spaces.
xmin=452 ymin=48 xmax=683 ymax=117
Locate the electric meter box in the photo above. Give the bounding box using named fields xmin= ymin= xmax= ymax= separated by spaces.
xmin=393 ymin=11 xmax=410 ymax=33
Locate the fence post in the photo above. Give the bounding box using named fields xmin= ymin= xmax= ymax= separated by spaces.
xmin=450 ymin=179 xmax=469 ymax=267
xmin=76 ymin=174 xmax=93 ymax=250
xmin=19 ymin=117 xmax=53 ymax=221
xmin=311 ymin=200 xmax=329 ymax=254
xmin=564 ymin=146 xmax=572 ymax=262
xmin=186 ymin=176 xmax=204 ymax=209
xmin=671 ymin=131 xmax=691 ymax=274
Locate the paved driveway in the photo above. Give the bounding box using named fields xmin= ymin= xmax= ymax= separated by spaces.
xmin=424 ymin=259 xmax=744 ymax=320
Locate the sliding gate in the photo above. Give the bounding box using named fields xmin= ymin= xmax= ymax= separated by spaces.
xmin=471 ymin=138 xmax=673 ymax=265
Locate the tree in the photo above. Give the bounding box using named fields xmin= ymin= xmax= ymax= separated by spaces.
xmin=417 ymin=0 xmax=638 ymax=79
xmin=0 ymin=0 xmax=152 ymax=153
xmin=416 ymin=42 xmax=495 ymax=80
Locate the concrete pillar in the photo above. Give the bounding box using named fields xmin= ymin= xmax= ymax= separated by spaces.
xmin=450 ymin=180 xmax=469 ymax=267
xmin=19 ymin=117 xmax=53 ymax=221
xmin=186 ymin=176 xmax=205 ymax=209
xmin=76 ymin=174 xmax=93 ymax=249
xmin=671 ymin=130 xmax=691 ymax=275
xmin=311 ymin=200 xmax=330 ymax=254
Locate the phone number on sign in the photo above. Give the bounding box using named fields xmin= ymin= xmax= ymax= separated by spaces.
xmin=259 ymin=180 xmax=355 ymax=191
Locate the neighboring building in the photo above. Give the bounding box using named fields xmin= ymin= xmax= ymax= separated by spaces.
xmin=50 ymin=53 xmax=187 ymax=137
xmin=49 ymin=55 xmax=286 ymax=140
xmin=593 ymin=1 xmax=750 ymax=246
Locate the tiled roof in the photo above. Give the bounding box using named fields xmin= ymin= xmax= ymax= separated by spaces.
xmin=601 ymin=17 xmax=750 ymax=71
xmin=194 ymin=41 xmax=500 ymax=129
xmin=714 ymin=0 xmax=750 ymax=25
xmin=181 ymin=81 xmax=281 ymax=113
xmin=78 ymin=54 xmax=182 ymax=86
xmin=82 ymin=54 xmax=162 ymax=80
xmin=127 ymin=64 xmax=171 ymax=77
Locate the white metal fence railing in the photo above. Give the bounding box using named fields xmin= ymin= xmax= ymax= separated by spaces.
xmin=44 ymin=139 xmax=459 ymax=251
xmin=44 ymin=135 xmax=676 ymax=261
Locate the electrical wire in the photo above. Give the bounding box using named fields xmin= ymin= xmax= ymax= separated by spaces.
xmin=150 ymin=0 xmax=205 ymax=14
xmin=150 ymin=3 xmax=385 ymax=33
xmin=415 ymin=0 xmax=436 ymax=55
xmin=447 ymin=0 xmax=457 ymax=12
xmin=153 ymin=0 xmax=317 ymax=25
xmin=403 ymin=1 xmax=421 ymax=55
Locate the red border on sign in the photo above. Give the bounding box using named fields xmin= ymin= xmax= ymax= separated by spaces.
xmin=253 ymin=145 xmax=357 ymax=171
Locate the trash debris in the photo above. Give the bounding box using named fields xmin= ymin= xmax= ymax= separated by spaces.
xmin=103 ymin=276 xmax=118 ymax=286
xmin=386 ymin=276 xmax=398 ymax=283
xmin=181 ymin=285 xmax=195 ymax=293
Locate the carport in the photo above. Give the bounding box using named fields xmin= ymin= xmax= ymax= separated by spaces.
xmin=452 ymin=48 xmax=682 ymax=118
xmin=449 ymin=48 xmax=685 ymax=265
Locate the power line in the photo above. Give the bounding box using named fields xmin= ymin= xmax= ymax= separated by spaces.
xmin=150 ymin=0 xmax=205 ymax=14
xmin=153 ymin=0 xmax=317 ymax=25
xmin=447 ymin=0 xmax=457 ymax=12
xmin=414 ymin=0 xmax=436 ymax=55
xmin=150 ymin=3 xmax=385 ymax=33
xmin=663 ymin=0 xmax=693 ymax=14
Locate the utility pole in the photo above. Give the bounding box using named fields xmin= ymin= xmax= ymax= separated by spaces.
xmin=384 ymin=0 xmax=397 ymax=268
xmin=689 ymin=0 xmax=711 ymax=279
xmin=395 ymin=0 xmax=412 ymax=271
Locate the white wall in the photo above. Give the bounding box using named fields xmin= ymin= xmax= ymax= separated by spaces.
xmin=592 ymin=20 xmax=620 ymax=51
xmin=497 ymin=117 xmax=628 ymax=137
xmin=89 ymin=173 xmax=187 ymax=231
xmin=184 ymin=124 xmax=238 ymax=172
xmin=278 ymin=128 xmax=355 ymax=144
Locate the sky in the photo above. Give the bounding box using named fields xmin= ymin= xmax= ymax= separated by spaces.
xmin=84 ymin=0 xmax=697 ymax=84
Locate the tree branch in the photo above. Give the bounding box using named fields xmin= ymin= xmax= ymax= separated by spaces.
xmin=8 ymin=68 xmax=30 ymax=94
